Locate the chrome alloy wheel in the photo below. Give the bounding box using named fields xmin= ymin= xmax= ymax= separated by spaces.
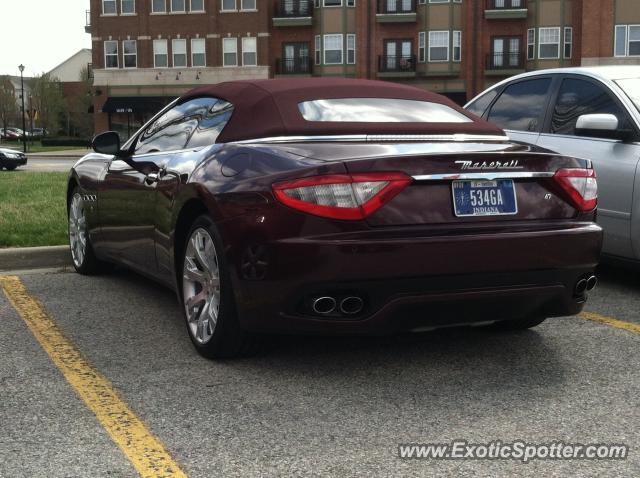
xmin=69 ymin=193 xmax=87 ymax=268
xmin=183 ymin=228 xmax=221 ymax=344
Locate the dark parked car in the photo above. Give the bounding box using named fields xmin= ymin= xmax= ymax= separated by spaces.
xmin=0 ymin=147 xmax=27 ymax=170
xmin=67 ymin=79 xmax=602 ymax=358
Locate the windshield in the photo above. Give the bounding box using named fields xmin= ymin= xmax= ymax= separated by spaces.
xmin=615 ymin=78 xmax=640 ymax=113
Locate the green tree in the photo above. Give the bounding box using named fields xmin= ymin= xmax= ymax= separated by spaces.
xmin=29 ymin=73 xmax=65 ymax=135
xmin=0 ymin=75 xmax=17 ymax=134
xmin=66 ymin=65 xmax=94 ymax=138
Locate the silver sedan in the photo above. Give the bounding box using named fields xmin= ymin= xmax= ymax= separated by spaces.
xmin=466 ymin=66 xmax=640 ymax=265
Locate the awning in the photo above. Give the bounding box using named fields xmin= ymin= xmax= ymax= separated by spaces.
xmin=101 ymin=96 xmax=175 ymax=114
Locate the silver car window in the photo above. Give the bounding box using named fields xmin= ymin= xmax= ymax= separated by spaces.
xmin=551 ymin=78 xmax=625 ymax=136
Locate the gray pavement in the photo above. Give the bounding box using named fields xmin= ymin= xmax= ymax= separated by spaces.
xmin=1 ymin=267 xmax=639 ymax=477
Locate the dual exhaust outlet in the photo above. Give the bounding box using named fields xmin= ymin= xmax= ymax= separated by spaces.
xmin=575 ymin=275 xmax=598 ymax=296
xmin=312 ymin=295 xmax=364 ymax=316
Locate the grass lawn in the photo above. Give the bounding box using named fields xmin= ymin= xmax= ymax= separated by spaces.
xmin=0 ymin=172 xmax=68 ymax=247
xmin=0 ymin=141 xmax=87 ymax=153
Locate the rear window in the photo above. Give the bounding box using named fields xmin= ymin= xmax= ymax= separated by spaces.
xmin=298 ymin=98 xmax=473 ymax=123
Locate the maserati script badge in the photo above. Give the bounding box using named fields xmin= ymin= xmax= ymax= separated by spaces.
xmin=455 ymin=160 xmax=523 ymax=170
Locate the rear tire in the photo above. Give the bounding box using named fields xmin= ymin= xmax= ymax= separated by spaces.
xmin=489 ymin=316 xmax=547 ymax=331
xmin=179 ymin=215 xmax=256 ymax=359
xmin=68 ymin=189 xmax=107 ymax=274
xmin=5 ymin=165 xmax=16 ymax=171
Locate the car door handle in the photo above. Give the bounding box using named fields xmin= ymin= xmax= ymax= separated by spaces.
xmin=145 ymin=172 xmax=159 ymax=184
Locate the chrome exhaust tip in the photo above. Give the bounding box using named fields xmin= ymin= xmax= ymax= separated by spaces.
xmin=575 ymin=279 xmax=588 ymax=295
xmin=312 ymin=296 xmax=336 ymax=315
xmin=339 ymin=296 xmax=364 ymax=315
xmin=586 ymin=275 xmax=598 ymax=291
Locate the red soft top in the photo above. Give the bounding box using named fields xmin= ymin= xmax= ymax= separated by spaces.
xmin=179 ymin=78 xmax=503 ymax=143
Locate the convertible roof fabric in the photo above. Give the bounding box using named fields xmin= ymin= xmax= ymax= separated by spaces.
xmin=179 ymin=78 xmax=503 ymax=143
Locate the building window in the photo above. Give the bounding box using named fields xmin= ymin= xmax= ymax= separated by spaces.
xmin=173 ymin=39 xmax=187 ymax=66
xmin=171 ymin=0 xmax=186 ymax=12
xmin=152 ymin=0 xmax=166 ymax=13
xmin=102 ymin=0 xmax=117 ymax=15
xmin=563 ymin=27 xmax=572 ymax=59
xmin=223 ymin=38 xmax=238 ymax=66
xmin=615 ymin=25 xmax=627 ymax=56
xmin=154 ymin=39 xmax=168 ymax=67
xmin=491 ymin=37 xmax=521 ymax=68
xmin=192 ymin=38 xmax=206 ymax=66
xmin=428 ymin=31 xmax=449 ymax=62
xmin=323 ymin=34 xmax=343 ymax=64
xmin=104 ymin=41 xmax=118 ymax=68
xmin=123 ymin=40 xmax=137 ymax=68
xmin=315 ymin=35 xmax=321 ymax=65
xmin=347 ymin=0 xmax=355 ymax=6
xmin=314 ymin=0 xmax=320 ymax=7
xmin=429 ymin=0 xmax=448 ymax=3
xmin=191 ymin=0 xmax=205 ymax=11
xmin=222 ymin=0 xmax=236 ymax=10
xmin=418 ymin=32 xmax=426 ymax=62
xmin=527 ymin=28 xmax=535 ymax=60
xmin=121 ymin=0 xmax=135 ymax=14
xmin=242 ymin=37 xmax=257 ymax=66
xmin=538 ymin=27 xmax=560 ymax=59
xmin=346 ymin=34 xmax=356 ymax=64
xmin=324 ymin=0 xmax=342 ymax=6
xmin=241 ymin=0 xmax=256 ymax=9
xmin=453 ymin=30 xmax=461 ymax=62
xmin=615 ymin=25 xmax=640 ymax=57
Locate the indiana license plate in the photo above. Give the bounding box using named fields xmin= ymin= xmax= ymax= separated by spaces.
xmin=452 ymin=179 xmax=518 ymax=217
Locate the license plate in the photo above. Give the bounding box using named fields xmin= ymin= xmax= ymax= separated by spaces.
xmin=452 ymin=180 xmax=518 ymax=217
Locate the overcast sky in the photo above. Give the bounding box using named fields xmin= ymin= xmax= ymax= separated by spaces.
xmin=0 ymin=0 xmax=91 ymax=77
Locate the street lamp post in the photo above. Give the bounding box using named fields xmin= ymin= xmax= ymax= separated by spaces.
xmin=18 ymin=64 xmax=27 ymax=153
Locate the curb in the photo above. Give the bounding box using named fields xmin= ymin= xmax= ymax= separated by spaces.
xmin=0 ymin=245 xmax=72 ymax=272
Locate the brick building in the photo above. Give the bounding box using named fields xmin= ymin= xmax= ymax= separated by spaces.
xmin=86 ymin=0 xmax=640 ymax=136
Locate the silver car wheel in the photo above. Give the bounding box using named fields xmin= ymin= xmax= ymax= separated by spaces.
xmin=183 ymin=228 xmax=221 ymax=345
xmin=69 ymin=193 xmax=87 ymax=268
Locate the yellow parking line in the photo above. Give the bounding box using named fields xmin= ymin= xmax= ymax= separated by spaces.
xmin=579 ymin=311 xmax=640 ymax=335
xmin=0 ymin=275 xmax=188 ymax=478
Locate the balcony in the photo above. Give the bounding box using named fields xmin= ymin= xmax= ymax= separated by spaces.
xmin=273 ymin=0 xmax=313 ymax=27
xmin=485 ymin=51 xmax=525 ymax=75
xmin=376 ymin=0 xmax=417 ymax=23
xmin=275 ymin=57 xmax=312 ymax=76
xmin=85 ymin=10 xmax=91 ymax=33
xmin=377 ymin=55 xmax=417 ymax=78
xmin=485 ymin=0 xmax=528 ymax=20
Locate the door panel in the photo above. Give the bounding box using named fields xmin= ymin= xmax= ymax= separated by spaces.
xmin=98 ymin=158 xmax=159 ymax=271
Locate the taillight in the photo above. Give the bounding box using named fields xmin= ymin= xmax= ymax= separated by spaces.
xmin=553 ymin=168 xmax=597 ymax=212
xmin=272 ymin=172 xmax=412 ymax=220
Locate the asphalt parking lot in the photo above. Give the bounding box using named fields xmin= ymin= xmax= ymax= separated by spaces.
xmin=1 ymin=266 xmax=639 ymax=477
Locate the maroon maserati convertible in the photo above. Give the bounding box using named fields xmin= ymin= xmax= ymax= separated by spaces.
xmin=68 ymin=78 xmax=602 ymax=358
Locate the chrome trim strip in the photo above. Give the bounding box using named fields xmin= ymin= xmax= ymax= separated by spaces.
xmin=233 ymin=134 xmax=509 ymax=144
xmin=412 ymin=172 xmax=555 ymax=181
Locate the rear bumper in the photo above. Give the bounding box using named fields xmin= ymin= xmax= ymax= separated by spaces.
xmin=229 ymin=222 xmax=603 ymax=334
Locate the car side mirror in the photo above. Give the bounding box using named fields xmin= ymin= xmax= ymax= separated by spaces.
xmin=575 ymin=114 xmax=631 ymax=140
xmin=92 ymin=131 xmax=123 ymax=155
